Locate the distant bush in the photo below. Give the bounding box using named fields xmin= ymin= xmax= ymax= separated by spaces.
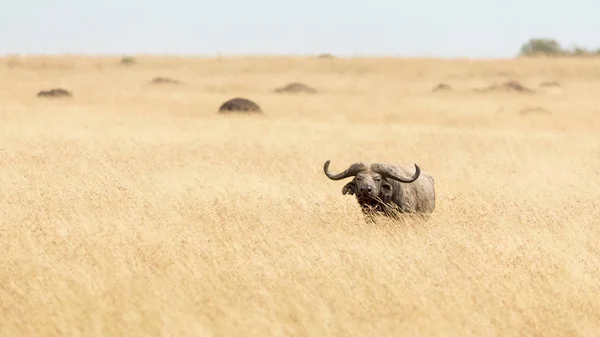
xmin=518 ymin=38 xmax=600 ymax=57
xmin=120 ymin=56 xmax=135 ymax=65
xmin=519 ymin=38 xmax=564 ymax=56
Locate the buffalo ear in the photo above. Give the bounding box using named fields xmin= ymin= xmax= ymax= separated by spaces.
xmin=342 ymin=182 xmax=356 ymax=195
xmin=381 ymin=181 xmax=393 ymax=203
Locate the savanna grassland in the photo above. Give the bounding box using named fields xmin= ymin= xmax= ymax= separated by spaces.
xmin=1 ymin=55 xmax=599 ymax=337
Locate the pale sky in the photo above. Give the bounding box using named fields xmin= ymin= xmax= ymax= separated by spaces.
xmin=1 ymin=0 xmax=599 ymax=58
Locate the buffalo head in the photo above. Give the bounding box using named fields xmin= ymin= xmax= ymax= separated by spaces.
xmin=323 ymin=160 xmax=421 ymax=210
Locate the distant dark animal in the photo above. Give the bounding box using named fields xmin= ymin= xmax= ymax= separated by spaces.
xmin=476 ymin=80 xmax=534 ymax=93
xmin=151 ymin=77 xmax=180 ymax=84
xmin=539 ymin=81 xmax=561 ymax=87
xmin=323 ymin=160 xmax=435 ymax=219
xmin=518 ymin=106 xmax=551 ymax=115
xmin=317 ymin=53 xmax=335 ymax=59
xmin=37 ymin=88 xmax=72 ymax=98
xmin=274 ymin=82 xmax=317 ymax=94
xmin=432 ymin=83 xmax=452 ymax=92
xmin=218 ymin=97 xmax=262 ymax=114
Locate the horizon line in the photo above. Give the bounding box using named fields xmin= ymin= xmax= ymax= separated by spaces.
xmin=0 ymin=51 xmax=525 ymax=60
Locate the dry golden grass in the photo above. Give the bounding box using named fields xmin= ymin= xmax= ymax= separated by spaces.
xmin=1 ymin=55 xmax=599 ymax=337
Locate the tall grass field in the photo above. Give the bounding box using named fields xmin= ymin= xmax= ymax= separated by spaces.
xmin=1 ymin=55 xmax=599 ymax=336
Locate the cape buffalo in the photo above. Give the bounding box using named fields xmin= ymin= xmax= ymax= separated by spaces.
xmin=323 ymin=160 xmax=435 ymax=219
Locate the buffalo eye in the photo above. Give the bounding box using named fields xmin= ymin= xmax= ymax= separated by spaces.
xmin=356 ymin=176 xmax=363 ymax=180
xmin=374 ymin=177 xmax=381 ymax=182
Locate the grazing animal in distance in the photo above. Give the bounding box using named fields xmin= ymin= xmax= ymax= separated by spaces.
xmin=218 ymin=97 xmax=262 ymax=114
xmin=274 ymin=82 xmax=317 ymax=94
xmin=36 ymin=88 xmax=72 ymax=98
xmin=150 ymin=77 xmax=181 ymax=84
xmin=323 ymin=159 xmax=435 ymax=219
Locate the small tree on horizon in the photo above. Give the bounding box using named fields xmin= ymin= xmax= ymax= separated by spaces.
xmin=120 ymin=56 xmax=136 ymax=65
xmin=518 ymin=38 xmax=564 ymax=56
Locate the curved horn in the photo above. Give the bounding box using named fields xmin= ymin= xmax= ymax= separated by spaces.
xmin=371 ymin=163 xmax=421 ymax=183
xmin=323 ymin=160 xmax=368 ymax=180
